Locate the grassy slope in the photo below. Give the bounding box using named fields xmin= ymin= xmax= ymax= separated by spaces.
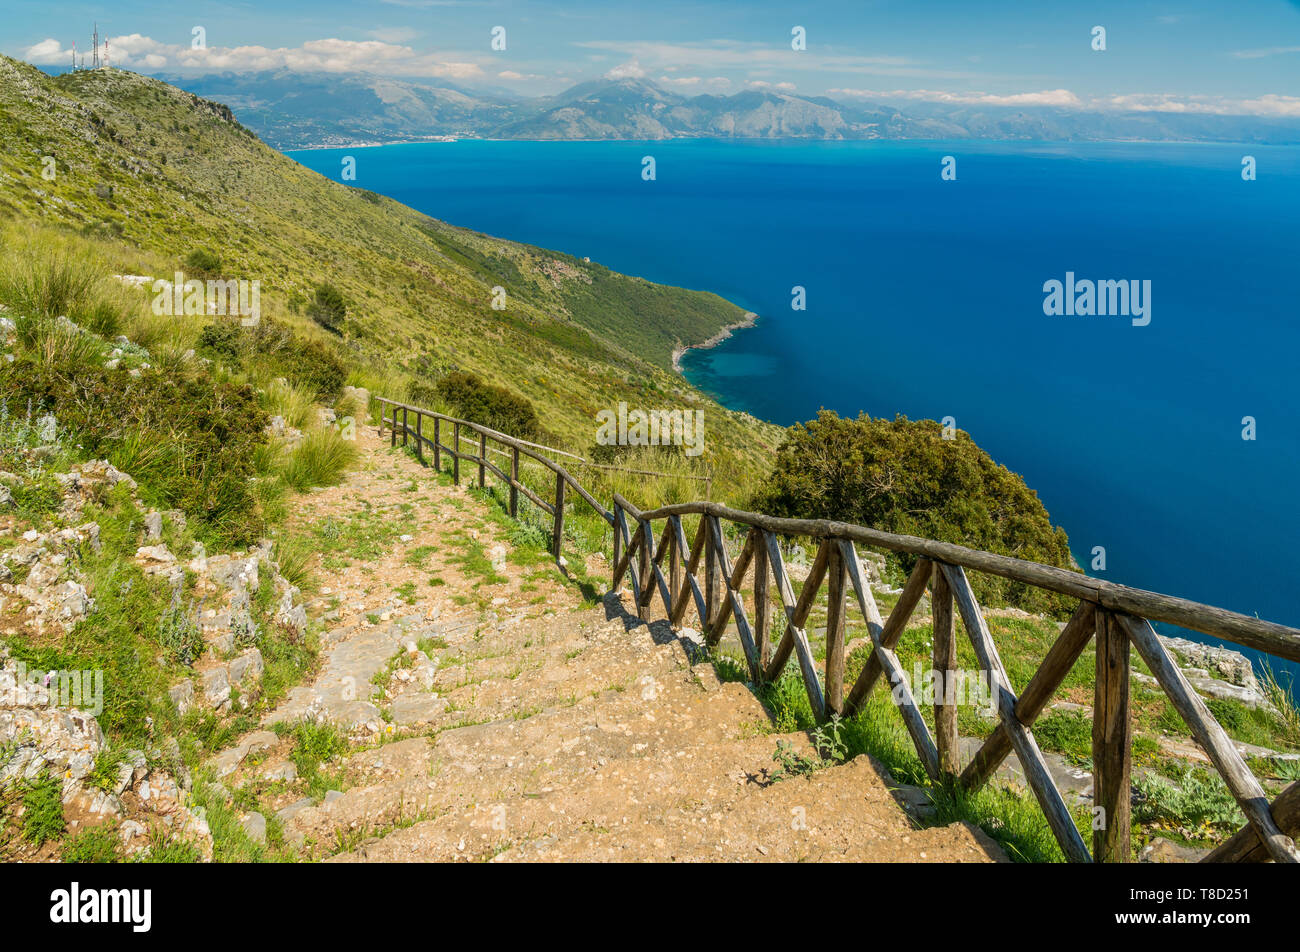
xmin=6 ymin=57 xmax=1294 ymax=864
xmin=0 ymin=56 xmax=780 ymax=493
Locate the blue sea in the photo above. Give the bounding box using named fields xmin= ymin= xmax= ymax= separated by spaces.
xmin=287 ymin=139 xmax=1300 ymax=682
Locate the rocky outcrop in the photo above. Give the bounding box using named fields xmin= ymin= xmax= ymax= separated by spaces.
xmin=0 ymin=522 xmax=102 ymax=633
xmin=0 ymin=648 xmax=213 ymax=860
xmin=1156 ymin=635 xmax=1273 ymax=710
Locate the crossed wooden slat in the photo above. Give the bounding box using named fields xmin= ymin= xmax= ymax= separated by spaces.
xmin=608 ymin=501 xmax=1300 ymax=863
xmin=940 ymin=563 xmax=1092 ymax=863
xmin=1114 ymin=614 xmax=1298 ymax=864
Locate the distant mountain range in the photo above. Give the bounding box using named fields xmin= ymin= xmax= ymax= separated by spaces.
xmin=159 ymin=72 xmax=1300 ymax=149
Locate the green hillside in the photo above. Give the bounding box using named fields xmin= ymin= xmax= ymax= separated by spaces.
xmin=0 ymin=55 xmax=781 ymax=490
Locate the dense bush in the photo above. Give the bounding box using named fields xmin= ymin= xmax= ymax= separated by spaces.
xmin=183 ymin=247 xmax=222 ymax=277
xmin=0 ymin=249 xmax=122 ymax=338
xmin=754 ymin=411 xmax=1077 ymax=615
xmin=3 ymin=317 xmax=269 ymax=543
xmin=433 ymin=371 xmax=543 ymax=440
xmin=197 ymin=317 xmax=347 ymax=399
xmin=306 ymin=283 xmax=347 ymax=335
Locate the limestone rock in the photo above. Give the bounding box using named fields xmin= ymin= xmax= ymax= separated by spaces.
xmin=168 ymin=679 xmax=194 ymax=715
xmin=1139 ymin=837 xmax=1210 ymax=863
xmin=229 ymin=648 xmax=264 ymax=689
xmin=242 ymin=811 xmax=268 ymax=844
xmin=390 ymin=692 xmax=448 ymax=726
xmin=202 ymin=667 xmax=231 ymax=709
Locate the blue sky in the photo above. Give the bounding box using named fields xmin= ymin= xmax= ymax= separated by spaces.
xmin=6 ymin=0 xmax=1299 ymax=114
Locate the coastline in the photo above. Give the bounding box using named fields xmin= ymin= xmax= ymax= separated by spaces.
xmin=672 ymin=311 xmax=758 ymax=375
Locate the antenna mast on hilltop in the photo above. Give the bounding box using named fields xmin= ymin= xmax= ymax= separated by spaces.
xmin=71 ymin=42 xmax=77 ymax=71
xmin=102 ymin=37 xmax=110 ymax=69
xmin=92 ymin=23 xmax=99 ymax=69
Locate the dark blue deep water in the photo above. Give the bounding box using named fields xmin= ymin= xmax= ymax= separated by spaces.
xmin=288 ymin=139 xmax=1300 ymax=681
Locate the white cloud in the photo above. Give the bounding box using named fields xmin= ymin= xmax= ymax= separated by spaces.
xmin=830 ymin=87 xmax=1081 ymax=108
xmin=604 ymin=60 xmax=646 ymax=80
xmin=1231 ymin=45 xmax=1300 ymax=59
xmin=498 ymin=70 xmax=545 ymax=81
xmin=575 ymin=39 xmax=1007 ymax=82
xmin=23 ymin=38 xmax=73 ymax=64
xmin=745 ymin=80 xmax=796 ymax=92
xmin=830 ymin=86 xmax=1300 ymax=118
xmin=18 ymin=33 xmax=488 ymax=78
xmin=1106 ymin=93 xmax=1300 ymax=117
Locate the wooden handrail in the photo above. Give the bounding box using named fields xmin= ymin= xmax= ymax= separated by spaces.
xmin=376 ymin=395 xmax=1300 ymax=863
xmin=611 ymin=496 xmax=1300 ymax=662
xmin=377 ymin=397 xmax=613 ymax=524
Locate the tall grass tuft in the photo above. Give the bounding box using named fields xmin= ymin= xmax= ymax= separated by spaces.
xmin=271 ymin=533 xmax=315 ymax=589
xmin=1259 ymin=665 xmax=1300 ymax=747
xmin=0 ymin=239 xmax=132 ymax=338
xmin=265 ymin=378 xmax=316 ymax=431
xmin=280 ymin=428 xmax=358 ymax=491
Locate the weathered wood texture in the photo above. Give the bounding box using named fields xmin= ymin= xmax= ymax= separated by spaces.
xmin=931 ymin=563 xmax=958 ymax=777
xmin=1116 ymin=613 xmax=1299 ymax=864
xmin=1092 ymin=610 xmax=1132 ymax=863
xmin=376 ymin=398 xmax=1300 ymax=864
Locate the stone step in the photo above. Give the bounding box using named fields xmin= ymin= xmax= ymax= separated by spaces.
xmin=284 ymin=668 xmax=773 ymax=849
xmin=328 ymin=751 xmax=1003 ymax=863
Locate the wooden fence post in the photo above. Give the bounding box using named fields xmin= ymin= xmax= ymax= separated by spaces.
xmin=704 ymin=520 xmax=718 ymax=638
xmin=415 ymin=411 xmax=423 ymax=464
xmin=612 ymin=502 xmax=623 ymax=592
xmin=509 ymin=447 xmax=519 ymax=517
xmin=753 ymin=530 xmax=770 ymax=668
xmin=478 ymin=432 xmax=487 ymax=488
xmin=402 ymin=407 xmax=408 ymax=447
xmin=552 ymin=471 xmax=565 ymax=560
xmin=637 ymin=521 xmax=654 ymax=620
xmin=433 ymin=418 xmax=441 ymax=471
xmin=824 ymin=542 xmax=848 ymax=716
xmin=390 ymin=404 xmax=397 ymax=447
xmin=932 ymin=562 xmax=959 ymax=778
xmin=667 ymin=522 xmax=681 ymax=617
xmin=452 ymin=423 xmax=460 ymax=484
xmin=1093 ymin=609 xmax=1132 ymax=862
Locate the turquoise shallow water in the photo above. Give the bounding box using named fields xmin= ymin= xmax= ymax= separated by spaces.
xmin=288 ymin=138 xmax=1300 ymax=683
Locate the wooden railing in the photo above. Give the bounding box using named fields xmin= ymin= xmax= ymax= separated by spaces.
xmin=377 ymin=396 xmax=1300 ymax=864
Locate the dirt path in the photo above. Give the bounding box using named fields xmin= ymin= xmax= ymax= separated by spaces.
xmin=218 ymin=425 xmax=1005 ymax=862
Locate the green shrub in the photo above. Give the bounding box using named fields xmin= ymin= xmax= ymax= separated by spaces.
xmin=21 ymin=772 xmax=65 ymax=846
xmin=196 ymin=317 xmax=347 ymax=400
xmin=184 ymin=247 xmax=222 ymax=276
xmin=157 ymin=592 xmax=203 ymax=666
xmin=280 ymin=427 xmax=357 ymax=491
xmin=283 ymin=720 xmax=350 ymax=797
xmin=196 ymin=320 xmax=240 ymax=361
xmin=1134 ymin=767 xmax=1245 ymax=833
xmin=754 ymin=411 xmax=1077 ymax=615
xmin=434 ymin=371 xmax=543 ymax=440
xmin=8 ymin=470 xmax=63 ymax=518
xmin=1206 ymin=698 xmax=1244 ymax=733
xmin=62 ymin=825 xmax=122 ymax=863
xmin=1034 ymin=710 xmax=1092 ymax=763
xmin=306 ymin=283 xmax=347 ymax=335
xmin=2 ymin=318 xmax=269 ymax=544
xmin=136 ymin=832 xmax=205 ymax=863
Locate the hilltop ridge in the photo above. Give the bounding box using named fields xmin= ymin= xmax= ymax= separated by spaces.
xmin=0 ymin=55 xmax=781 ymax=479
xmin=158 ymin=70 xmax=1300 ymax=150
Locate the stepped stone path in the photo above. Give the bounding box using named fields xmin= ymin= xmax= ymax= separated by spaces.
xmin=228 ymin=426 xmax=1005 ymax=862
